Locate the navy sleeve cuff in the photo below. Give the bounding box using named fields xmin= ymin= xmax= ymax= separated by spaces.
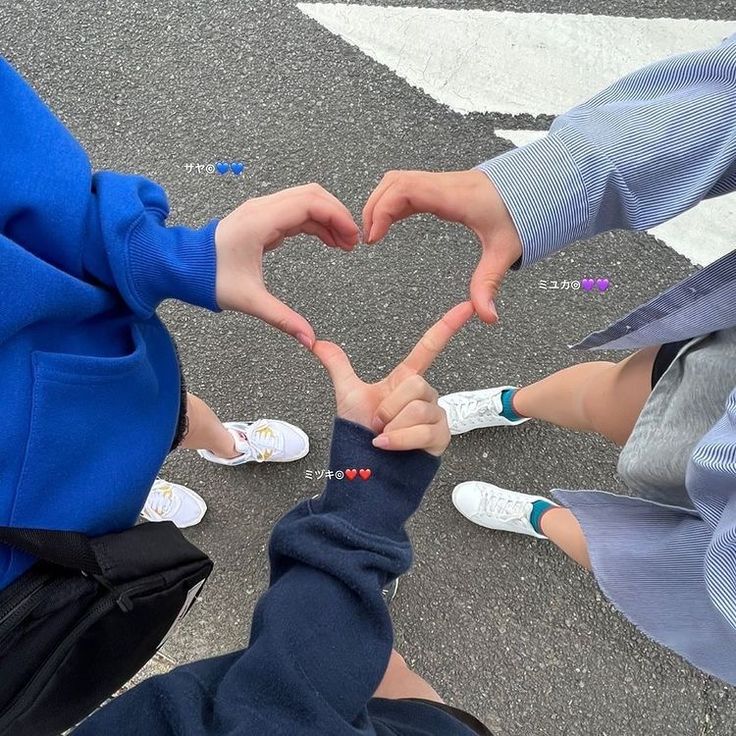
xmin=311 ymin=418 xmax=441 ymax=539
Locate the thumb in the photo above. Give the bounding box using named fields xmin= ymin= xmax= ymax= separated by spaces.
xmin=469 ymin=247 xmax=512 ymax=324
xmin=312 ymin=340 xmax=356 ymax=390
xmin=248 ymin=289 xmax=316 ymax=348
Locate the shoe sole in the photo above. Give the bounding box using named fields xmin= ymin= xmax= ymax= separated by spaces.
xmin=447 ymin=415 xmax=530 ymax=436
xmin=382 ymin=577 xmax=399 ymax=606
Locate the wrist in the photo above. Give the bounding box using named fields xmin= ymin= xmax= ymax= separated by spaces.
xmin=462 ymin=168 xmax=523 ymax=270
xmin=312 ymin=419 xmax=441 ymax=537
xmin=127 ymin=214 xmax=220 ymax=314
xmin=475 ymin=132 xmax=591 ymax=267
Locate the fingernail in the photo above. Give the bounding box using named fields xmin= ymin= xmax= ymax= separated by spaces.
xmin=371 ymin=417 xmax=383 ymax=433
xmin=372 ymin=435 xmax=390 ymax=449
xmin=296 ymin=332 xmax=314 ymax=350
xmin=367 ymin=226 xmax=375 ymax=243
xmin=489 ymin=300 xmax=498 ymax=321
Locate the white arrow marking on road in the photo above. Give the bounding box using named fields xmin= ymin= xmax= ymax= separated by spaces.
xmin=297 ymin=4 xmax=733 ymax=116
xmin=299 ymin=3 xmax=735 ymax=266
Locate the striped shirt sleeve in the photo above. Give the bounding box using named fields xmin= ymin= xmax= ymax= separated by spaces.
xmin=477 ymin=33 xmax=736 ymax=269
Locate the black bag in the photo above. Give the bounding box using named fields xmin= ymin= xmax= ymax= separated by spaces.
xmin=0 ymin=521 xmax=213 ymax=736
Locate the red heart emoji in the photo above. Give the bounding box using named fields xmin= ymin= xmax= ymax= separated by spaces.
xmin=345 ymin=468 xmax=358 ymax=480
xmin=359 ymin=468 xmax=372 ymax=480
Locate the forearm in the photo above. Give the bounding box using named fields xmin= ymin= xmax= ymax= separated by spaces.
xmin=74 ymin=420 xmax=441 ymax=735
xmin=210 ymin=419 xmax=440 ymax=730
xmin=0 ymin=59 xmax=219 ymax=318
xmin=89 ymin=172 xmax=220 ymax=317
xmin=478 ymin=34 xmax=736 ymax=267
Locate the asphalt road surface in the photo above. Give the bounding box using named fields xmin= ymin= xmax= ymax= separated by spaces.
xmin=3 ymin=1 xmax=736 ymax=734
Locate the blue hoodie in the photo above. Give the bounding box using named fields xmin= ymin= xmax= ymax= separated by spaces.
xmin=75 ymin=420 xmax=483 ymax=736
xmin=0 ymin=57 xmax=219 ymax=589
xmin=2 ymin=59 xmax=485 ymax=735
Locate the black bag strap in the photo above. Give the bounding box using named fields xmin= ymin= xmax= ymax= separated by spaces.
xmin=0 ymin=527 xmax=103 ymax=576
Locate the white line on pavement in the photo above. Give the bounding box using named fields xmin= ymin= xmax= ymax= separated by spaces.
xmin=297 ymin=4 xmax=733 ymax=116
xmin=299 ymin=4 xmax=736 ymax=266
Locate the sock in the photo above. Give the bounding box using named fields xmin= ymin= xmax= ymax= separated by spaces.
xmin=500 ymin=388 xmax=524 ymax=422
xmin=529 ymin=499 xmax=555 ymax=534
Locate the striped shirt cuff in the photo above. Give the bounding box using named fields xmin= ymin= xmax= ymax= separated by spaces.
xmin=476 ymin=132 xmax=593 ymax=269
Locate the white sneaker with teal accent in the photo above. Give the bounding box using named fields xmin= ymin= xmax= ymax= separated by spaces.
xmin=452 ymin=481 xmax=556 ymax=539
xmin=141 ymin=479 xmax=207 ymax=529
xmin=197 ymin=419 xmax=309 ymax=467
xmin=439 ymin=386 xmax=530 ymax=435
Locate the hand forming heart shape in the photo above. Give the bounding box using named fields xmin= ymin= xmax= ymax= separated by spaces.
xmin=215 ymin=184 xmax=361 ymax=348
xmin=314 ymin=301 xmax=474 ymax=455
xmin=213 ymin=183 xmax=478 ymax=455
xmin=214 ymin=172 xmax=512 ymax=352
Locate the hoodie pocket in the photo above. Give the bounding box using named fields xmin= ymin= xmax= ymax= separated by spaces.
xmin=30 ymin=325 xmax=150 ymax=385
xmin=4 ymin=326 xmax=171 ymax=584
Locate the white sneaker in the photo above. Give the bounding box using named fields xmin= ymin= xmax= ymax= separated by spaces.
xmin=197 ymin=419 xmax=309 ymax=466
xmin=141 ymin=479 xmax=207 ymax=529
xmin=438 ymin=386 xmax=530 ymax=435
xmin=452 ymin=481 xmax=556 ymax=539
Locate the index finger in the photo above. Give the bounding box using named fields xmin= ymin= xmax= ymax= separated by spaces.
xmin=362 ymin=172 xmax=397 ymax=241
xmin=400 ymin=301 xmax=475 ymax=376
xmin=363 ymin=175 xmax=425 ymax=245
xmin=277 ymin=185 xmax=360 ymax=248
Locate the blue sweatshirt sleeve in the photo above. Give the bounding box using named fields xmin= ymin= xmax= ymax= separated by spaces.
xmin=0 ymin=58 xmax=219 ymax=317
xmin=476 ymin=33 xmax=736 ymax=268
xmin=74 ymin=419 xmax=441 ymax=735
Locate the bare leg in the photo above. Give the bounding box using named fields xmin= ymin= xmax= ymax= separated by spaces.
xmin=512 ymin=350 xmax=660 ymax=565
xmin=374 ymin=650 xmax=444 ymax=703
xmin=179 ymin=393 xmax=239 ymax=459
xmin=539 ymin=508 xmax=591 ymax=570
xmin=512 ymin=345 xmax=660 ymax=446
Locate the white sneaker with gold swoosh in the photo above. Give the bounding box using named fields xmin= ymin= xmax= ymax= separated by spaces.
xmin=197 ymin=419 xmax=309 ymax=466
xmin=141 ymin=479 xmax=207 ymax=528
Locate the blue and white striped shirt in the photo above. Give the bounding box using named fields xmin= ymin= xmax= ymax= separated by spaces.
xmin=479 ymin=32 xmax=736 ymax=351
xmin=479 ymin=33 xmax=736 ymax=683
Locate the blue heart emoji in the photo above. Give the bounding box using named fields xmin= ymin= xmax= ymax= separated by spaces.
xmin=215 ymin=161 xmax=229 ymax=175
xmin=231 ymin=162 xmax=245 ymax=176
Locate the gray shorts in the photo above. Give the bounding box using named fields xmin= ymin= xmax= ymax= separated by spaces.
xmin=617 ymin=326 xmax=736 ymax=508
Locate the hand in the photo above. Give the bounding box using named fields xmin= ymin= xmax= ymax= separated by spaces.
xmin=362 ymin=170 xmax=522 ymax=324
xmin=313 ymin=302 xmax=474 ymax=456
xmin=215 ymin=184 xmax=360 ymax=347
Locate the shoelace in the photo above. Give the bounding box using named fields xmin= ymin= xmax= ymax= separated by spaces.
xmin=146 ymin=483 xmax=179 ymax=519
xmin=475 ymin=488 xmax=529 ymax=522
xmin=241 ymin=423 xmax=285 ymax=462
xmin=450 ymin=396 xmax=498 ymax=423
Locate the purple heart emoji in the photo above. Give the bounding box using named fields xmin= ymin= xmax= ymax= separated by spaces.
xmin=596 ymin=278 xmax=610 ymax=292
xmin=215 ymin=161 xmax=229 ymax=175
xmin=581 ymin=278 xmax=594 ymax=291
xmin=231 ymin=161 xmax=245 ymax=176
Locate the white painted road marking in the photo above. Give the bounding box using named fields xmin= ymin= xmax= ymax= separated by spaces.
xmin=299 ymin=4 xmax=735 ymax=266
xmin=297 ymin=4 xmax=733 ymax=116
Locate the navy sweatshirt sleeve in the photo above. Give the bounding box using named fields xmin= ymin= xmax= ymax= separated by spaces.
xmin=74 ymin=419 xmax=442 ymax=735
xmin=0 ymin=58 xmax=219 ymax=318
